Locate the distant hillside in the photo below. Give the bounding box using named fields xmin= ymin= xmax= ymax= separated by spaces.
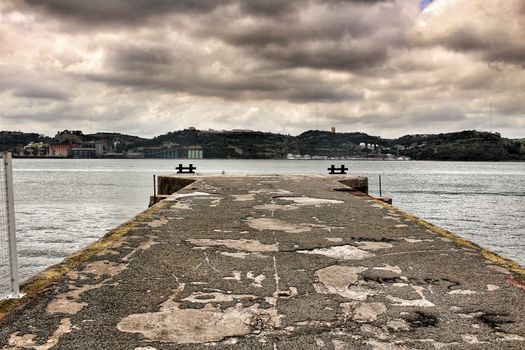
xmin=394 ymin=131 xmax=524 ymax=161
xmin=0 ymin=131 xmax=49 ymax=152
xmin=150 ymin=129 xmax=292 ymax=158
xmin=147 ymin=129 xmax=525 ymax=161
xmin=147 ymin=129 xmax=389 ymax=159
xmin=83 ymin=132 xmax=149 ymax=146
xmin=1 ymin=129 xmax=524 ymax=161
xmin=295 ymin=130 xmax=387 ymax=157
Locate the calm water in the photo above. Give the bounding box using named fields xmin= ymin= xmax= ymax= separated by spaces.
xmin=11 ymin=159 xmax=525 ymax=280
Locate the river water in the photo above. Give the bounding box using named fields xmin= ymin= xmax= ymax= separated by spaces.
xmin=11 ymin=159 xmax=525 ymax=280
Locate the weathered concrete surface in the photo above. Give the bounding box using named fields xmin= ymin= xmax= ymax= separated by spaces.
xmin=1 ymin=175 xmax=525 ymax=350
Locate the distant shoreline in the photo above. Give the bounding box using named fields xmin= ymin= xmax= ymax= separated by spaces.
xmin=11 ymin=156 xmax=524 ymax=162
xmin=3 ymin=129 xmax=524 ymax=162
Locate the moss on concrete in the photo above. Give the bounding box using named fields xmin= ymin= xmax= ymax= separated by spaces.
xmin=366 ymin=196 xmax=525 ymax=277
xmin=0 ymin=200 xmax=169 ymax=320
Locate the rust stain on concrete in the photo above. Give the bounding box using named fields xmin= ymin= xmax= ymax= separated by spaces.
xmin=506 ymin=278 xmax=525 ymax=291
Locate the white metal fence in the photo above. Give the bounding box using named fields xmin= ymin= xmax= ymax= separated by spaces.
xmin=0 ymin=152 xmax=20 ymax=300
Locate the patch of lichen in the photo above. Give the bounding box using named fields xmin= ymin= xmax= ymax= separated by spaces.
xmin=369 ymin=197 xmax=525 ymax=277
xmin=0 ymin=200 xmax=168 ymax=320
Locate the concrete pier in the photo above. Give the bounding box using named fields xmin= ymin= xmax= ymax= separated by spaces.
xmin=1 ymin=175 xmax=524 ymax=349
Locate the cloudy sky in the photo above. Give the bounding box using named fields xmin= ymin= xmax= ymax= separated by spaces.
xmin=0 ymin=0 xmax=524 ymax=138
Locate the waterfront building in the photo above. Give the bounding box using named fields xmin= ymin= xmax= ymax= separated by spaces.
xmin=143 ymin=148 xmax=180 ymax=158
xmin=71 ymin=147 xmax=96 ymax=158
xmin=48 ymin=143 xmax=77 ymax=157
xmin=125 ymin=152 xmax=144 ymax=159
xmin=95 ymin=142 xmax=104 ymax=157
xmin=23 ymin=142 xmax=48 ymax=156
xmin=187 ymin=146 xmax=204 ymax=159
xmin=70 ymin=141 xmax=105 ymax=158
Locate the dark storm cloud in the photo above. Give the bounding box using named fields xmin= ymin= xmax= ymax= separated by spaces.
xmin=12 ymin=86 xmax=69 ymax=101
xmin=108 ymin=44 xmax=175 ymax=73
xmin=322 ymin=105 xmax=467 ymax=130
xmin=259 ymin=42 xmax=391 ymax=71
xmin=197 ymin=0 xmax=409 ymax=73
xmin=2 ymin=97 xmax=139 ymax=124
xmin=215 ymin=2 xmax=407 ymax=44
xmin=18 ymin=0 xmax=394 ymax=24
xmin=212 ymin=23 xmax=404 ymax=71
xmin=4 ymin=110 xmax=75 ymax=123
xmin=0 ymin=65 xmax=70 ymax=101
xmin=74 ymin=13 xmax=376 ymax=103
xmin=323 ymin=0 xmax=394 ymax=4
xmin=323 ymin=112 xmax=402 ymax=128
xmin=17 ymin=0 xmax=410 ymax=74
xmin=442 ymin=27 xmax=486 ymax=52
xmin=86 ymin=65 xmax=363 ymax=104
xmin=409 ymin=106 xmax=467 ymax=123
xmin=239 ymin=0 xmax=297 ymax=17
xmin=485 ymin=47 xmax=525 ymax=67
xmin=283 ymin=86 xmax=363 ymax=103
xmin=20 ymin=0 xmax=226 ymax=24
xmin=439 ymin=28 xmax=525 ymax=65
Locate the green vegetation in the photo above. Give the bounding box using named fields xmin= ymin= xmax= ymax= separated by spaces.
xmin=395 ymin=131 xmax=524 ymax=161
xmin=0 ymin=131 xmax=49 ymax=152
xmin=1 ymin=129 xmax=524 ymax=161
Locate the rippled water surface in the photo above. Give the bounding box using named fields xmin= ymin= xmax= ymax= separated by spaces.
xmin=11 ymin=159 xmax=525 ymax=280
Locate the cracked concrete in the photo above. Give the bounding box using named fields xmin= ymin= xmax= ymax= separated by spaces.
xmin=187 ymin=238 xmax=278 ymax=252
xmin=1 ymin=175 xmax=524 ymax=349
xmin=245 ymin=218 xmax=312 ymax=233
xmin=298 ymin=245 xmax=373 ymax=260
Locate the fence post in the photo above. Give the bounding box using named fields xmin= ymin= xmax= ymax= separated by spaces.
xmin=379 ymin=174 xmax=382 ymax=198
xmin=2 ymin=152 xmax=20 ymax=298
